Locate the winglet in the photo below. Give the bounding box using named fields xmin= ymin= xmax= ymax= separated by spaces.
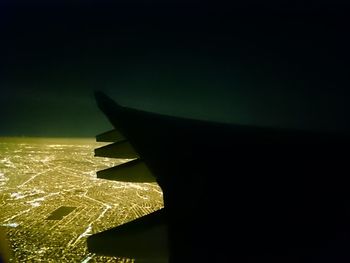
xmin=94 ymin=91 xmax=124 ymax=129
xmin=94 ymin=90 xmax=121 ymax=109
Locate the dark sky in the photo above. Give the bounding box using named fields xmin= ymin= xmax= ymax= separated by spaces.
xmin=1 ymin=0 xmax=350 ymax=137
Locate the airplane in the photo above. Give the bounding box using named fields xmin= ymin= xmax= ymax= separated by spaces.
xmin=88 ymin=91 xmax=350 ymax=263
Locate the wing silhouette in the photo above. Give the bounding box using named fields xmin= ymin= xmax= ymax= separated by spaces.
xmin=88 ymin=91 xmax=350 ymax=263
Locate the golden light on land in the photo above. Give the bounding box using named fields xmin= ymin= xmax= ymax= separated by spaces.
xmin=0 ymin=137 xmax=164 ymax=262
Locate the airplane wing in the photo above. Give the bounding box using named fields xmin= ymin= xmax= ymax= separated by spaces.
xmin=88 ymin=91 xmax=350 ymax=263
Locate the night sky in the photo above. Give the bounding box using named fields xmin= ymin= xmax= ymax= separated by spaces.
xmin=1 ymin=0 xmax=350 ymax=137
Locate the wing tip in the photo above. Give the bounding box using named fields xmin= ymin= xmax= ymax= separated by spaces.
xmin=94 ymin=90 xmax=123 ymax=108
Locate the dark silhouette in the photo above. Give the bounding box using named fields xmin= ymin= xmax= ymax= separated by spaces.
xmin=88 ymin=91 xmax=350 ymax=263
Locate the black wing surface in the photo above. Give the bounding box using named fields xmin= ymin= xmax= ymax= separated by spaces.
xmin=88 ymin=91 xmax=350 ymax=263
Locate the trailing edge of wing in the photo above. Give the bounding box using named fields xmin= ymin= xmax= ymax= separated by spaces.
xmin=87 ymin=208 xmax=168 ymax=261
xmin=96 ymin=129 xmax=125 ymax=143
xmin=94 ymin=140 xmax=139 ymax=159
xmin=97 ymin=159 xmax=156 ymax=183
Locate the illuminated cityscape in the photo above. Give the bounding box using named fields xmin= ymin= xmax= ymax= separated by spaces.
xmin=0 ymin=137 xmax=164 ymax=262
